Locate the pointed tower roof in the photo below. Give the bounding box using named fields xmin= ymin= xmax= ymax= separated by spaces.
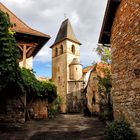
xmin=51 ymin=19 xmax=81 ymax=47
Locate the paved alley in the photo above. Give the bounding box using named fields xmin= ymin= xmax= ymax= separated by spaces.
xmin=0 ymin=114 xmax=105 ymax=140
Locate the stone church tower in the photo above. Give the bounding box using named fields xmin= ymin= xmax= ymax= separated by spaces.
xmin=51 ymin=19 xmax=83 ymax=113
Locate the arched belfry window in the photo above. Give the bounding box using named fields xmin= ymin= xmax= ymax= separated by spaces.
xmin=55 ymin=48 xmax=58 ymax=56
xmin=60 ymin=45 xmax=63 ymax=54
xmin=72 ymin=45 xmax=75 ymax=54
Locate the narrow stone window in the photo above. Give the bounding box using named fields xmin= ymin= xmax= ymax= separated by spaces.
xmin=60 ymin=45 xmax=63 ymax=54
xmin=58 ymin=76 xmax=60 ymax=83
xmin=72 ymin=45 xmax=75 ymax=54
xmin=55 ymin=48 xmax=58 ymax=56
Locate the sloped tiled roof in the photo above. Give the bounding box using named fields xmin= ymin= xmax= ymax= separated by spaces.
xmin=83 ymin=66 xmax=94 ymax=73
xmin=0 ymin=2 xmax=50 ymax=38
xmin=51 ymin=19 xmax=81 ymax=47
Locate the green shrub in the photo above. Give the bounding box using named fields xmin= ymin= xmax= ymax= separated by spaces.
xmin=48 ymin=96 xmax=61 ymax=119
xmin=104 ymin=120 xmax=136 ymax=140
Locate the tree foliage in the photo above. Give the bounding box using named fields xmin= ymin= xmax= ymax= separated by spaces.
xmin=0 ymin=10 xmax=57 ymax=103
xmin=96 ymin=44 xmax=111 ymax=64
xmin=0 ymin=10 xmax=22 ymax=94
xmin=97 ymin=66 xmax=113 ymax=121
xmin=21 ymin=68 xmax=57 ymax=103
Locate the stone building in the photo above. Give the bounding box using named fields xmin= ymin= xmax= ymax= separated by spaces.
xmin=85 ymin=62 xmax=111 ymax=115
xmin=51 ymin=19 xmax=83 ymax=113
xmin=0 ymin=3 xmax=50 ymax=122
xmin=99 ymin=0 xmax=140 ymax=138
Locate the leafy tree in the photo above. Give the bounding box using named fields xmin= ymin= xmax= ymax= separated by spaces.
xmin=96 ymin=44 xmax=111 ymax=64
xmin=0 ymin=10 xmax=22 ymax=95
xmin=0 ymin=10 xmax=57 ymax=121
xmin=20 ymin=68 xmax=57 ymax=101
xmin=99 ymin=68 xmax=113 ymax=121
xmin=20 ymin=68 xmax=57 ymax=120
xmin=95 ymin=44 xmax=112 ymax=120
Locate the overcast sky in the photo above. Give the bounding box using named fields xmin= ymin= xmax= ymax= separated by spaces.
xmin=1 ymin=0 xmax=108 ymax=77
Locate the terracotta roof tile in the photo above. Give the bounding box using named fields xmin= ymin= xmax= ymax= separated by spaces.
xmin=83 ymin=66 xmax=94 ymax=73
xmin=0 ymin=2 xmax=50 ymax=38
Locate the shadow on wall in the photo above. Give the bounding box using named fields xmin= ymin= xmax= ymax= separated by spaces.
xmin=67 ymin=90 xmax=84 ymax=113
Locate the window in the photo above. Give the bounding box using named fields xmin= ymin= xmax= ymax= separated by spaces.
xmin=72 ymin=45 xmax=75 ymax=54
xmin=55 ymin=48 xmax=58 ymax=56
xmin=58 ymin=76 xmax=61 ymax=84
xmin=60 ymin=45 xmax=63 ymax=54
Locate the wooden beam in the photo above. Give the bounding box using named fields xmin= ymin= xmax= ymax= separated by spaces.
xmin=18 ymin=42 xmax=38 ymax=61
xmin=27 ymin=48 xmax=36 ymax=58
xmin=23 ymin=45 xmax=27 ymax=67
xmin=18 ymin=42 xmax=38 ymax=47
xmin=26 ymin=46 xmax=33 ymax=54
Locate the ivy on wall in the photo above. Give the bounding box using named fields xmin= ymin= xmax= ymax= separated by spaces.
xmin=0 ymin=10 xmax=22 ymax=95
xmin=0 ymin=10 xmax=57 ymax=102
xmin=21 ymin=68 xmax=57 ymax=102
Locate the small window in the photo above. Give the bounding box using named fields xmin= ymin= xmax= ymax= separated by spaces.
xmin=55 ymin=48 xmax=58 ymax=56
xmin=58 ymin=76 xmax=60 ymax=83
xmin=60 ymin=45 xmax=63 ymax=54
xmin=72 ymin=45 xmax=75 ymax=54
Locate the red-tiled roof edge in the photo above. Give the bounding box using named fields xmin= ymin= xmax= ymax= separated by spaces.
xmin=0 ymin=2 xmax=50 ymax=38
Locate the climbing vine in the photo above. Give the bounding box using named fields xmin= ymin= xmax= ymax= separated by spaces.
xmin=0 ymin=10 xmax=57 ymax=102
xmin=0 ymin=10 xmax=22 ymax=95
xmin=21 ymin=68 xmax=57 ymax=102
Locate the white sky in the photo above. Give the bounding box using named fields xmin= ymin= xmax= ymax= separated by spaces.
xmin=0 ymin=0 xmax=108 ymax=77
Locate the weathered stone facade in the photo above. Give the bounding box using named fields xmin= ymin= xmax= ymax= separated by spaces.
xmin=67 ymin=81 xmax=83 ymax=112
xmin=86 ymin=62 xmax=110 ymax=115
xmin=51 ymin=19 xmax=83 ymax=113
xmin=29 ymin=99 xmax=48 ymax=119
xmin=86 ymin=70 xmax=99 ymax=114
xmin=111 ymin=0 xmax=140 ymax=138
xmin=0 ymin=96 xmax=25 ymax=123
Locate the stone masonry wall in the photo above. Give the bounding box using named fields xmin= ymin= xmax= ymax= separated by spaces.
xmin=0 ymin=96 xmax=25 ymax=123
xmin=29 ymin=99 xmax=48 ymax=120
xmin=67 ymin=81 xmax=83 ymax=113
xmin=111 ymin=0 xmax=140 ymax=138
xmin=52 ymin=39 xmax=81 ymax=113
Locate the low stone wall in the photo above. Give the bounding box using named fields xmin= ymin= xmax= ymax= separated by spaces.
xmin=0 ymin=96 xmax=25 ymax=123
xmin=0 ymin=96 xmax=48 ymax=122
xmin=28 ymin=99 xmax=48 ymax=119
xmin=111 ymin=0 xmax=140 ymax=138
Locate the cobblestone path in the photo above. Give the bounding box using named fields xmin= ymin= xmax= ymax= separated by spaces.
xmin=0 ymin=114 xmax=105 ymax=140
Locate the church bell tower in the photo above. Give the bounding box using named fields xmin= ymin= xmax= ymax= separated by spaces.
xmin=50 ymin=19 xmax=82 ymax=113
